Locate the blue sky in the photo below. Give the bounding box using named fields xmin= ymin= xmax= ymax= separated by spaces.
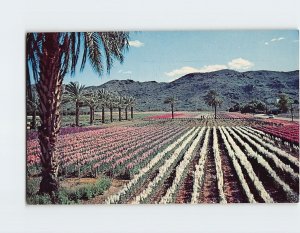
xmin=64 ymin=30 xmax=299 ymax=86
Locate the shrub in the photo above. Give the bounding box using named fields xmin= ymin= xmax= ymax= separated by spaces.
xmin=26 ymin=176 xmax=111 ymax=204
xmin=26 ymin=178 xmax=41 ymax=196
xmin=27 ymin=193 xmax=52 ymax=204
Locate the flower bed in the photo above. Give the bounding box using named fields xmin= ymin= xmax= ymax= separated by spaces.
xmin=253 ymin=124 xmax=299 ymax=144
xmin=26 ymin=126 xmax=105 ymax=140
xmin=27 ymin=125 xmax=188 ymax=178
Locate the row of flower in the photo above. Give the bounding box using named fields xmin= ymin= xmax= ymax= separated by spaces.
xmin=219 ymin=126 xmax=256 ymax=203
xmin=27 ymin=125 xmax=190 ymax=178
xmin=238 ymin=127 xmax=298 ymax=169
xmin=106 ymin=127 xmax=198 ymax=204
xmin=105 ymin=125 xmax=298 ymax=203
xmin=221 ymin=126 xmax=298 ymax=202
xmin=27 ymin=126 xmax=136 ymax=165
xmin=132 ymin=128 xmax=200 ymax=204
xmin=190 ymin=127 xmax=211 ymax=203
xmin=253 ymin=124 xmax=299 ymax=144
xmin=159 ymin=127 xmax=205 ymax=204
xmin=231 ymin=129 xmax=299 ymax=198
xmin=212 ymin=127 xmax=227 ymax=203
xmin=220 ymin=126 xmax=274 ymax=203
xmin=26 ymin=126 xmax=105 ymax=140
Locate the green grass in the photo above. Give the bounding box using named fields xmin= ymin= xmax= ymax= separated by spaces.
xmin=26 ymin=176 xmax=111 ymax=205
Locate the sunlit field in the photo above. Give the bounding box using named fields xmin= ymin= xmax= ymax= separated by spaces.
xmin=26 ymin=111 xmax=299 ymax=204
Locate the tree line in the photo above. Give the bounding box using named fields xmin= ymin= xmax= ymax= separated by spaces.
xmin=27 ymin=82 xmax=135 ymax=128
xmin=164 ymin=91 xmax=298 ymax=121
xmin=228 ymin=93 xmax=298 ymax=120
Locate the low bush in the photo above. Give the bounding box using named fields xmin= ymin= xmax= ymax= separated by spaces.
xmin=27 ymin=176 xmax=111 ymax=204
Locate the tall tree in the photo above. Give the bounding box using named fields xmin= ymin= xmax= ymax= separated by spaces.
xmin=164 ymin=96 xmax=176 ymax=119
xmin=128 ymin=96 xmax=135 ymax=119
xmin=204 ymin=90 xmax=223 ymax=119
xmin=65 ymin=82 xmax=86 ymax=126
xmin=83 ymin=90 xmax=98 ymax=125
xmin=116 ymin=96 xmax=125 ymax=121
xmin=26 ymin=32 xmax=129 ymax=195
xmin=106 ymin=92 xmax=117 ymax=122
xmin=277 ymin=93 xmax=289 ymax=113
xmin=289 ymin=99 xmax=298 ymax=122
xmin=123 ymin=96 xmax=130 ymax=120
xmin=97 ymin=89 xmax=109 ymax=123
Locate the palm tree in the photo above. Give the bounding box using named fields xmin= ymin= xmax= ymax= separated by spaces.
xmin=97 ymin=89 xmax=109 ymax=123
xmin=164 ymin=96 xmax=176 ymax=119
xmin=83 ymin=90 xmax=98 ymax=125
xmin=26 ymin=32 xmax=129 ymax=195
xmin=128 ymin=96 xmax=135 ymax=119
xmin=277 ymin=93 xmax=289 ymax=113
xmin=116 ymin=96 xmax=125 ymax=121
xmin=204 ymin=90 xmax=223 ymax=119
xmin=64 ymin=82 xmax=86 ymax=126
xmin=289 ymin=99 xmax=299 ymax=122
xmin=122 ymin=96 xmax=130 ymax=120
xmin=106 ymin=92 xmax=117 ymax=122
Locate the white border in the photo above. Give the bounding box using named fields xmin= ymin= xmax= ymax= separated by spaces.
xmin=0 ymin=0 xmax=299 ymax=232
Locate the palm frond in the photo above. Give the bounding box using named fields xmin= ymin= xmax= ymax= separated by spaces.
xmin=86 ymin=32 xmax=103 ymax=75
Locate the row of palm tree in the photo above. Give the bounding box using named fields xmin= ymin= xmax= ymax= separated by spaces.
xmin=63 ymin=81 xmax=135 ymax=126
xmin=164 ymin=90 xmax=223 ymax=119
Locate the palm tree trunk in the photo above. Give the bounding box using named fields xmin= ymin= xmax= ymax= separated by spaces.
xmin=131 ymin=106 xmax=133 ymax=119
xmin=110 ymin=107 xmax=113 ymax=122
xmin=118 ymin=107 xmax=121 ymax=121
xmin=36 ymin=33 xmax=62 ymax=196
xmin=75 ymin=101 xmax=79 ymax=126
xmin=89 ymin=106 xmax=94 ymax=125
xmin=32 ymin=110 xmax=37 ymax=129
xmin=92 ymin=107 xmax=95 ymax=121
xmin=291 ymin=106 xmax=294 ymax=122
xmin=102 ymin=106 xmax=105 ymax=123
xmin=125 ymin=107 xmax=128 ymax=120
xmin=171 ymin=104 xmax=174 ymax=119
xmin=214 ymin=105 xmax=217 ymax=119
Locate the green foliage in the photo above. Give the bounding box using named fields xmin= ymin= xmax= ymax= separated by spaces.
xmin=204 ymin=90 xmax=223 ymax=108
xmin=27 ymin=193 xmax=52 ymax=205
xmin=229 ymin=103 xmax=241 ymax=112
xmin=277 ymin=93 xmax=289 ymax=113
xmin=57 ymin=190 xmax=76 ymax=204
xmin=26 ymin=177 xmax=111 ymax=205
xmin=64 ymin=82 xmax=86 ymax=104
xmin=240 ymin=100 xmax=266 ymax=113
xmin=164 ymin=96 xmax=176 ymax=105
xmin=26 ymin=178 xmax=41 ymax=196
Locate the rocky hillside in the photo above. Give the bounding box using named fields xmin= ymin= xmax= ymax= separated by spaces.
xmin=88 ymin=69 xmax=299 ymax=111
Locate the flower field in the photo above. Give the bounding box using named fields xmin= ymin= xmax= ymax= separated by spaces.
xmin=26 ymin=115 xmax=299 ymax=204
xmin=253 ymin=120 xmax=299 ymax=144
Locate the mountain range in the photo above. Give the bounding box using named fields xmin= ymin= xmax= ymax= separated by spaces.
xmin=87 ymin=69 xmax=299 ymax=111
